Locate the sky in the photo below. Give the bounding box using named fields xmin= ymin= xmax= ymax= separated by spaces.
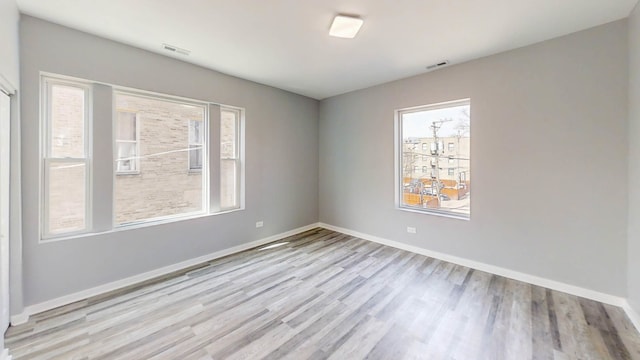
xmin=402 ymin=103 xmax=470 ymax=138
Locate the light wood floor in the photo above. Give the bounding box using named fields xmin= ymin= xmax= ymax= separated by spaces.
xmin=5 ymin=228 xmax=640 ymax=359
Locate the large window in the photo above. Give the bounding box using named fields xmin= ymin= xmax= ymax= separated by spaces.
xmin=114 ymin=92 xmax=208 ymax=226
xmin=396 ymin=99 xmax=470 ymax=218
xmin=42 ymin=78 xmax=91 ymax=237
xmin=40 ymin=74 xmax=244 ymax=239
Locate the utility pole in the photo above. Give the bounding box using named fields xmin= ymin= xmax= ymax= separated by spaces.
xmin=430 ymin=119 xmax=452 ymax=207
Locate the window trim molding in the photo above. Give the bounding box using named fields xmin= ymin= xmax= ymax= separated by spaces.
xmin=394 ymin=98 xmax=470 ymax=221
xmin=38 ymin=72 xmax=245 ymax=242
xmin=40 ymin=75 xmax=94 ymax=240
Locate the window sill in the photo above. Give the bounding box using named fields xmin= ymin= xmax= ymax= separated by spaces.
xmin=39 ymin=207 xmax=244 ymax=243
xmin=397 ymin=206 xmax=470 ymax=221
xmin=116 ymin=171 xmax=141 ymax=176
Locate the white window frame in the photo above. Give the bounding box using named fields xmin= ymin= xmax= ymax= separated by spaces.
xmin=40 ymin=76 xmax=93 ymax=239
xmin=40 ymin=73 xmax=246 ymax=241
xmin=394 ymin=98 xmax=470 ymax=220
xmin=220 ymin=107 xmax=242 ymax=211
xmin=115 ymin=110 xmax=140 ymax=175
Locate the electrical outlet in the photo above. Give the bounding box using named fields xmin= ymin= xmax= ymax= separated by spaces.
xmin=256 ymin=221 xmax=264 ymax=228
xmin=407 ymin=227 xmax=416 ymax=234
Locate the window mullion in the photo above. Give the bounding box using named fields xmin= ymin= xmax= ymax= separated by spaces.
xmin=209 ymin=104 xmax=221 ymax=213
xmin=91 ymin=83 xmax=113 ymax=232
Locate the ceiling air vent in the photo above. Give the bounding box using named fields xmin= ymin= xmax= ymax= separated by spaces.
xmin=426 ymin=60 xmax=449 ymax=71
xmin=162 ymin=43 xmax=191 ymax=56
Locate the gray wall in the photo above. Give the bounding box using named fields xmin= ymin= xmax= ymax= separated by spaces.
xmin=0 ymin=0 xmax=19 ymax=88
xmin=628 ymin=3 xmax=640 ymax=313
xmin=20 ymin=16 xmax=319 ymax=307
xmin=319 ymin=20 xmax=629 ymax=296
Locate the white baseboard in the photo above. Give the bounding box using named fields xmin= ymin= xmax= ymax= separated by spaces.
xmin=622 ymin=300 xmax=640 ymax=332
xmin=11 ymin=221 xmax=638 ymax=334
xmin=318 ymin=222 xmax=626 ymax=308
xmin=13 ymin=223 xmax=321 ymax=324
xmin=0 ymin=348 xmax=11 ymax=360
xmin=9 ymin=312 xmax=28 ymax=326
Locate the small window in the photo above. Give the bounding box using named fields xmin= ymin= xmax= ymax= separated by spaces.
xmin=189 ymin=120 xmax=204 ymax=171
xmin=421 ymin=143 xmax=428 ymax=151
xmin=115 ymin=111 xmax=139 ymax=174
xmin=396 ymin=99 xmax=470 ymax=218
xmin=422 ymin=166 xmax=428 ymax=173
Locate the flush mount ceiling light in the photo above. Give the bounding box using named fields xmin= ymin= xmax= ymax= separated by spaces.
xmin=329 ymin=15 xmax=364 ymax=39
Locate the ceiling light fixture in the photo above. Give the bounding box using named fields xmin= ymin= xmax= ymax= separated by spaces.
xmin=329 ymin=15 xmax=364 ymax=39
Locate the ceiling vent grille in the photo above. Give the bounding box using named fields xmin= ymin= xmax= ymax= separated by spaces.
xmin=426 ymin=60 xmax=449 ymax=70
xmin=162 ymin=43 xmax=191 ymax=56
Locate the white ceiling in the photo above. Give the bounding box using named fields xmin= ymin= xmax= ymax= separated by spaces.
xmin=16 ymin=0 xmax=639 ymax=99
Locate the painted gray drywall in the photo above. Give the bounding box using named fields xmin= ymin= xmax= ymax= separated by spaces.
xmin=628 ymin=3 xmax=640 ymax=314
xmin=319 ymin=20 xmax=628 ymax=296
xmin=0 ymin=0 xmax=19 ymax=88
xmin=20 ymin=15 xmax=319 ymax=306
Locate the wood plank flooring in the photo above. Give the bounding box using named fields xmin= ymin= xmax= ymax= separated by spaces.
xmin=5 ymin=228 xmax=640 ymax=359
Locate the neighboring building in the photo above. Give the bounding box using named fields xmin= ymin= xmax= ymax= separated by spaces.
xmin=113 ymin=93 xmax=206 ymax=225
xmin=402 ymin=136 xmax=470 ymax=184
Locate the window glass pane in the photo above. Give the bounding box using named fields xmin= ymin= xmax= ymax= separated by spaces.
xmin=189 ymin=145 xmax=202 ymax=170
xmin=117 ymin=112 xmax=136 ymax=141
xmin=189 ymin=120 xmax=203 ymax=170
xmin=221 ymin=110 xmax=237 ymax=158
xmin=400 ymin=101 xmax=470 ymax=217
xmin=47 ymin=161 xmax=86 ymax=234
xmin=189 ymin=120 xmax=203 ymax=144
xmin=116 ymin=142 xmax=138 ymax=172
xmin=50 ymin=84 xmax=85 ymax=158
xmin=221 ymin=159 xmax=237 ymax=209
xmin=114 ymin=93 xmax=206 ymax=225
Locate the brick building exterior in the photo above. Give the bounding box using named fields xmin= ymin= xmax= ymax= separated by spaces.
xmin=403 ymin=136 xmax=471 ymax=183
xmin=48 ymin=87 xmax=209 ymax=233
xmin=114 ymin=93 xmax=205 ymax=225
xmin=48 ymin=85 xmax=87 ymax=233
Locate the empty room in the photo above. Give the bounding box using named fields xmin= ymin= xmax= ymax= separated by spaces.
xmin=2 ymin=0 xmax=640 ymax=359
